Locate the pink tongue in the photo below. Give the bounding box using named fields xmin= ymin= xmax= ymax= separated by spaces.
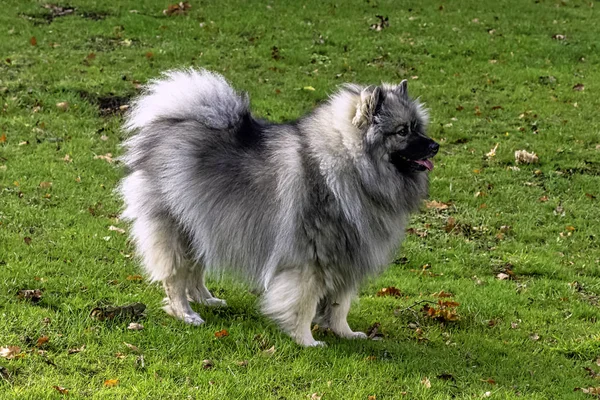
xmin=414 ymin=159 xmax=434 ymax=171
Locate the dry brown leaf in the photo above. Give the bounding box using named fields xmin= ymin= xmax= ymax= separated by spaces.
xmin=310 ymin=393 xmax=322 ymax=400
xmin=109 ymin=225 xmax=126 ymax=234
xmin=56 ymin=102 xmax=69 ymax=111
xmin=424 ymin=200 xmax=449 ymax=210
xmin=53 ymin=385 xmax=69 ymax=395
xmin=486 ymin=143 xmax=499 ymax=158
xmin=63 ymin=154 xmax=72 ymax=163
xmin=432 ymin=290 xmax=454 ymax=298
xmin=17 ymin=289 xmax=42 ymax=302
xmin=36 ymin=336 xmax=49 ymax=347
xmin=163 ymin=2 xmax=191 ymax=16
xmin=214 ymin=329 xmax=229 ymax=338
xmin=94 ymin=153 xmax=114 ymax=163
xmin=421 ymin=376 xmax=431 ymax=388
xmin=235 ymin=360 xmax=248 ymax=367
xmin=0 ymin=134 xmax=6 ymax=143
xmin=573 ymin=83 xmax=585 ymax=91
xmin=496 ymin=272 xmax=510 ymax=280
xmin=370 ymin=15 xmax=389 ymax=31
xmin=576 ymin=387 xmax=600 ymax=394
xmin=30 ymin=37 xmax=37 ymax=46
xmin=127 ymin=322 xmax=144 ymax=331
xmin=124 ymin=342 xmax=140 ymax=352
xmin=39 ymin=181 xmax=52 ymax=189
xmin=529 ymin=333 xmax=540 ymax=341
xmin=126 ymin=275 xmax=143 ymax=281
xmin=515 ymin=150 xmax=539 ymax=165
xmin=202 ymin=359 xmax=214 ymax=369
xmin=376 ymin=287 xmax=402 ymax=298
xmin=262 ymin=346 xmax=276 ymax=357
xmin=104 ymin=379 xmax=119 ymax=387
xmin=68 ymin=345 xmax=85 ymax=354
xmin=0 ymin=346 xmax=21 ymax=360
xmin=539 ymin=195 xmax=549 ymax=202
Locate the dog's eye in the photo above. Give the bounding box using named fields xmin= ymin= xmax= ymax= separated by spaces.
xmin=395 ymin=125 xmax=408 ymax=136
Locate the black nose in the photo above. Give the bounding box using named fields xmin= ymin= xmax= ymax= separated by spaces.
xmin=429 ymin=141 xmax=439 ymax=155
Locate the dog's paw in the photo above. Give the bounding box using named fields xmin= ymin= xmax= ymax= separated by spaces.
xmin=183 ymin=313 xmax=205 ymax=326
xmin=304 ymin=340 xmax=327 ymax=348
xmin=202 ymin=297 xmax=227 ymax=307
xmin=346 ymin=331 xmax=368 ymax=340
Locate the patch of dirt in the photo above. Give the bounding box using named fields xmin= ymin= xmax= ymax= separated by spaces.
xmin=78 ymin=91 xmax=132 ymax=116
xmin=20 ymin=5 xmax=110 ymax=25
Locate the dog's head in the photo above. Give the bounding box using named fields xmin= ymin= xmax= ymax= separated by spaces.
xmin=351 ymin=81 xmax=438 ymax=173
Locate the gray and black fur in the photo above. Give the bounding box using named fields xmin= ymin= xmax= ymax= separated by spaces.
xmin=119 ymin=69 xmax=438 ymax=346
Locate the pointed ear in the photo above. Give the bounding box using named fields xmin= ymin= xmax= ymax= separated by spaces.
xmin=352 ymin=86 xmax=382 ymax=128
xmin=395 ymin=79 xmax=408 ymax=97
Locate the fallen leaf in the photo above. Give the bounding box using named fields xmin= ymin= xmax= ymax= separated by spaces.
xmin=53 ymin=386 xmax=69 ymax=395
xmin=145 ymin=52 xmax=153 ymax=59
xmin=163 ymin=2 xmax=191 ymax=16
xmin=424 ymin=200 xmax=450 ymax=210
xmin=103 ymin=379 xmax=119 ymax=387
xmin=421 ymin=376 xmax=431 ymax=388
xmin=235 ymin=360 xmax=248 ymax=367
xmin=0 ymin=134 xmax=6 ymax=143
xmin=56 ymin=102 xmax=69 ymax=111
xmin=30 ymin=37 xmax=37 ymax=46
xmin=584 ymin=367 xmax=600 ymax=379
xmin=539 ymin=195 xmax=549 ymax=202
xmin=515 ymin=150 xmax=539 ymax=165
xmin=368 ymin=396 xmax=376 ymax=400
xmin=573 ymin=83 xmax=585 ymax=91
xmin=115 ymin=352 xmax=126 ymax=359
xmin=214 ymin=329 xmax=229 ymax=338
xmin=481 ymin=378 xmax=496 ymax=385
xmin=68 ymin=345 xmax=85 ymax=354
xmin=17 ymin=289 xmax=42 ymax=302
xmin=552 ymin=34 xmax=566 ymax=40
xmin=310 ymin=393 xmax=322 ymax=400
xmin=36 ymin=336 xmax=49 ymax=347
xmin=432 ymin=290 xmax=454 ymax=298
xmin=575 ymin=387 xmax=600 ymax=394
xmin=262 ymin=345 xmax=276 ymax=357
xmin=585 ymin=193 xmax=596 ymax=200
xmin=94 ymin=153 xmax=114 ymax=163
xmin=127 ymin=322 xmax=144 ymax=331
xmin=0 ymin=346 xmax=21 ymax=360
xmin=529 ymin=333 xmax=540 ymax=341
xmin=370 ymin=15 xmax=389 ymax=31
xmin=39 ymin=181 xmax=52 ymax=189
xmin=366 ymin=322 xmax=383 ymax=339
xmin=486 ymin=143 xmax=499 ymax=159
xmin=376 ymin=287 xmax=402 ymax=297
xmin=63 ymin=154 xmax=72 ymax=163
xmin=123 ymin=342 xmax=140 ymax=352
xmin=126 ymin=275 xmax=143 ymax=281
xmin=109 ymin=225 xmax=126 ymax=234
xmin=202 ymin=359 xmax=214 ymax=369
xmin=90 ymin=303 xmax=146 ymax=321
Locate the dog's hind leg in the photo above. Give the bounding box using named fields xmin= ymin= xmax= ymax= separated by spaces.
xmin=261 ymin=266 xmax=326 ymax=347
xmin=317 ymin=290 xmax=367 ymax=340
xmin=187 ymin=267 xmax=227 ymax=307
xmin=130 ymin=214 xmax=204 ymax=325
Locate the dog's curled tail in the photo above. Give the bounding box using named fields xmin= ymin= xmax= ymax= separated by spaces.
xmin=124 ymin=68 xmax=249 ymax=133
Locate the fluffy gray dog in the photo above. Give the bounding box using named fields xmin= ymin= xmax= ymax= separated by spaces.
xmin=119 ymin=69 xmax=438 ymax=346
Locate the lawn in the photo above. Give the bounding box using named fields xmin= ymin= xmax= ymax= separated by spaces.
xmin=1 ymin=0 xmax=599 ymax=398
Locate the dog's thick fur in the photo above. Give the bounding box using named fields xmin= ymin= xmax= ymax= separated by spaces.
xmin=119 ymin=69 xmax=438 ymax=346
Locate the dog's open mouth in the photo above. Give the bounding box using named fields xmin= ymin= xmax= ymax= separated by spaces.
xmin=390 ymin=153 xmax=434 ymax=172
xmin=412 ymin=159 xmax=434 ymax=171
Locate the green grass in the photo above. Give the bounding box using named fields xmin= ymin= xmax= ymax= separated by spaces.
xmin=1 ymin=0 xmax=599 ymax=398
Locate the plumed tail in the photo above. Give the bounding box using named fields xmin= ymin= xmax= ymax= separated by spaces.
xmin=124 ymin=68 xmax=250 ymax=133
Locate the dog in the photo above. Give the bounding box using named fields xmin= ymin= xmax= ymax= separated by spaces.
xmin=118 ymin=69 xmax=438 ymax=346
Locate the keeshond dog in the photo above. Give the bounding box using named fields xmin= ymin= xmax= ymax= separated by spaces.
xmin=119 ymin=69 xmax=438 ymax=346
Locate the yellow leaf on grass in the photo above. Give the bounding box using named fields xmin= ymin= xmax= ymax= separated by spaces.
xmin=104 ymin=379 xmax=119 ymax=387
